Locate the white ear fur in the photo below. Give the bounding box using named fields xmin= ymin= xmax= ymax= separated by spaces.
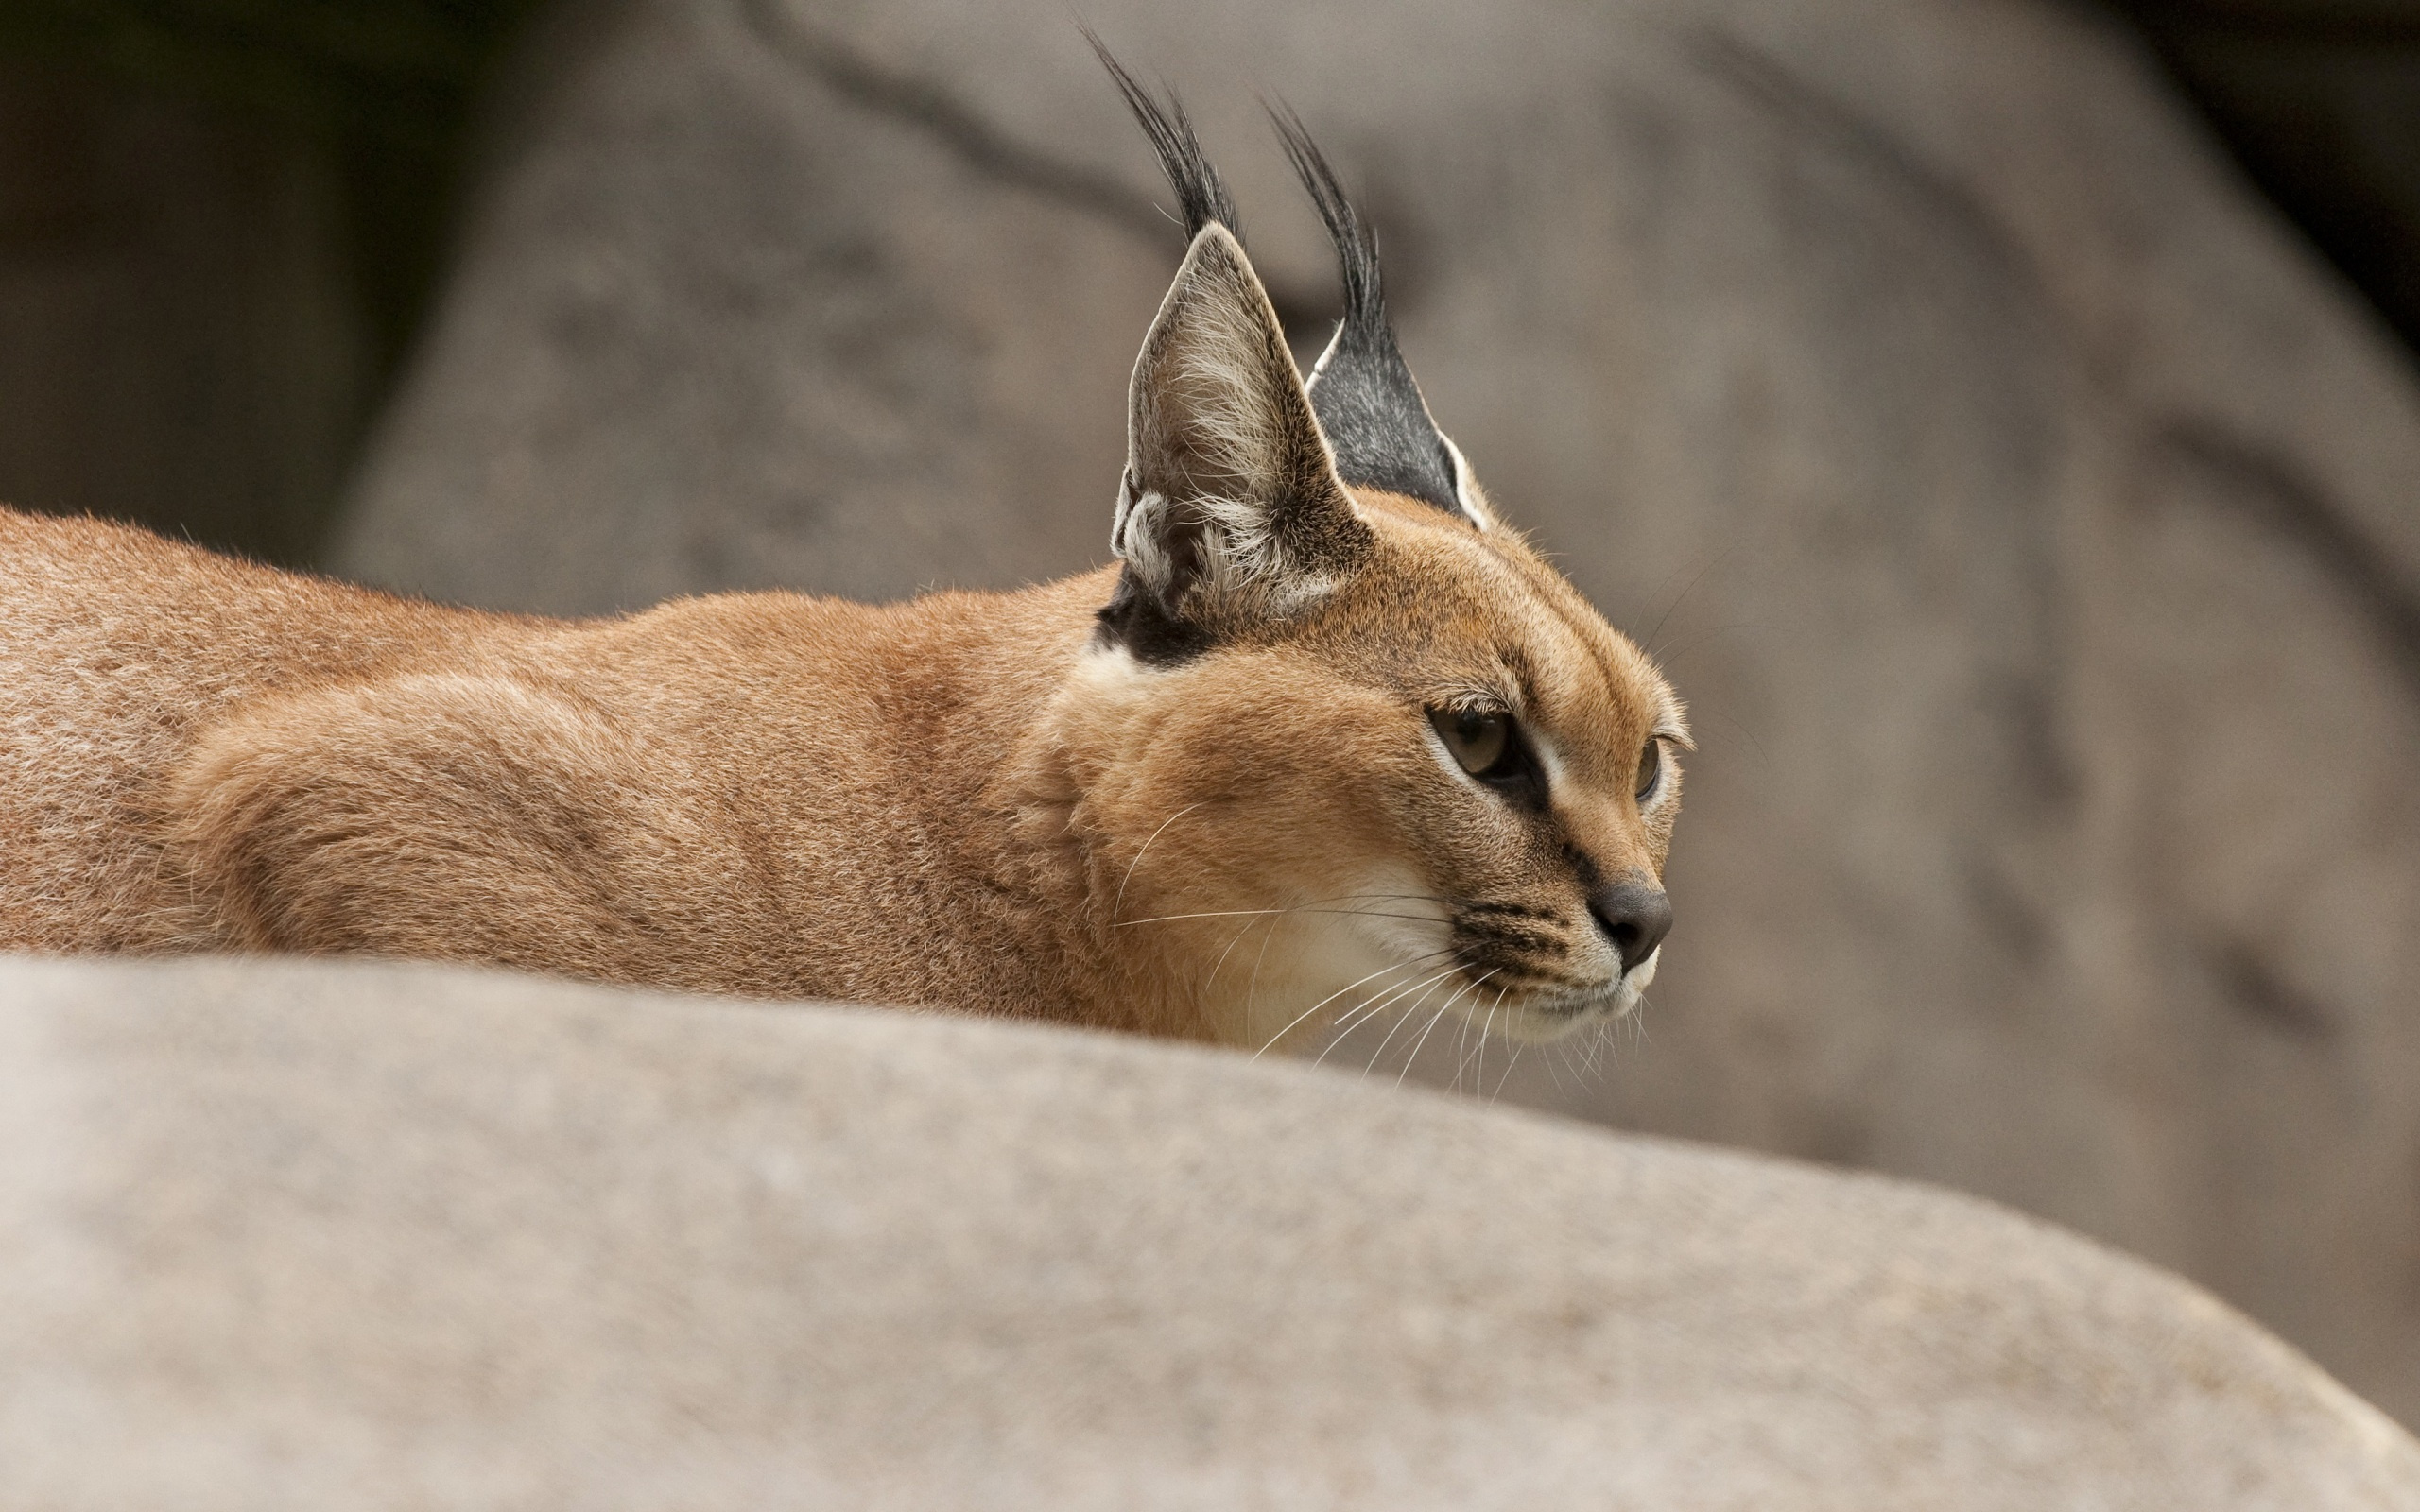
xmin=1114 ymin=226 xmax=1368 ymax=621
xmin=1437 ymin=432 xmax=1495 ymax=532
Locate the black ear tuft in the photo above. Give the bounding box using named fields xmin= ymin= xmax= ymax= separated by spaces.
xmin=1270 ymin=106 xmax=1481 ymax=528
xmin=1088 ymin=31 xmax=1242 ymax=244
xmin=1269 ymin=105 xmax=1381 ymax=347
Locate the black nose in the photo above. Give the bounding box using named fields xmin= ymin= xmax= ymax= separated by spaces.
xmin=1589 ymin=880 xmax=1672 ymax=975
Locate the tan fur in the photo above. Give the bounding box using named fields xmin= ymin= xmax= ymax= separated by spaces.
xmin=0 ymin=230 xmax=1684 ymax=1050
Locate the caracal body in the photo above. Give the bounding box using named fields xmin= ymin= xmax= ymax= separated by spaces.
xmin=0 ymin=63 xmax=1685 ymax=1050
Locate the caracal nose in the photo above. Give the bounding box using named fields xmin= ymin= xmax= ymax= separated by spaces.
xmin=1589 ymin=879 xmax=1672 ymax=975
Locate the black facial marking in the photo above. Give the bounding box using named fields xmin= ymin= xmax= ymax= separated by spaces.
xmin=1478 ymin=718 xmax=1552 ymax=813
xmin=1449 ymin=925 xmax=1587 ymax=991
xmin=1094 ymin=565 xmax=1216 ymax=667
xmin=1270 ymin=107 xmax=1468 ymax=522
xmin=1455 ymin=917 xmax=1564 ymax=955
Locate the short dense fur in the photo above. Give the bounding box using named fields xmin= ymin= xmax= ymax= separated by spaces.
xmin=0 ymin=64 xmax=1685 ymax=1050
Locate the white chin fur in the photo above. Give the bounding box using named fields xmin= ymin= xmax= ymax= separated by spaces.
xmin=1625 ymin=946 xmax=1659 ymax=993
xmin=1491 ymin=946 xmax=1663 ymax=1044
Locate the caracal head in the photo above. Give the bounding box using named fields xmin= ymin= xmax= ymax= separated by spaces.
xmin=1049 ymin=59 xmax=1687 ymax=1051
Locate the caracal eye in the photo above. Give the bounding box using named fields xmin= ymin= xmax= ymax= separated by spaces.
xmin=1635 ymin=738 xmax=1663 ymax=802
xmin=1430 ymin=707 xmax=1512 ymax=778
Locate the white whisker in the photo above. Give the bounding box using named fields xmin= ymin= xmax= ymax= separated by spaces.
xmin=1322 ymin=971 xmax=1436 ymax=1051
xmin=1542 ymin=1039 xmax=1573 ymax=1097
xmin=1251 ymin=949 xmax=1457 ymax=1060
xmin=1491 ymin=1040 xmax=1526 ymax=1105
xmin=1397 ymin=970 xmax=1494 ymax=1090
xmin=1451 ymin=995 xmax=1493 ymax=1094
xmin=1313 ymin=964 xmax=1463 ymax=1070
xmin=1111 ymin=800 xmax=1206 ymax=926
xmin=1362 ymin=971 xmax=1458 ymax=1077
xmin=1453 ymin=996 xmax=1475 ymax=1097
xmin=1240 ymin=903 xmax=1292 ymax=1042
xmin=1118 ymin=904 xmax=1445 ymax=929
xmin=1201 ymin=909 xmax=1271 ymax=1009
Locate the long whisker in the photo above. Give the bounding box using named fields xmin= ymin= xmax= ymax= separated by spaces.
xmin=1542 ymin=1038 xmax=1573 ymax=1098
xmin=1313 ymin=964 xmax=1464 ymax=1070
xmin=1640 ymin=541 xmax=1741 ymax=660
xmin=1250 ymin=949 xmax=1457 ymax=1060
xmin=1651 ymin=620 xmax=1775 ymax=667
xmin=1454 ymin=993 xmax=1474 ymax=1097
xmin=1688 ymin=700 xmax=1769 ymax=768
xmin=1112 ymin=801 xmax=1206 ymax=927
xmin=1117 ymin=905 xmax=1448 ymax=928
xmin=1579 ymin=1020 xmax=1610 ymax=1079
xmin=1455 ymin=991 xmax=1504 ymax=1094
xmin=1362 ymin=970 xmax=1460 ymax=1077
xmin=1335 ymin=958 xmax=1465 ymax=1040
xmin=1397 ymin=970 xmax=1495 ymax=1090
xmin=1629 ymin=551 xmax=1699 ymax=649
xmin=1398 ymin=1001 xmax=1455 ymax=1085
xmin=1241 ymin=903 xmax=1288 ymax=1046
xmin=1491 ymin=1040 xmax=1526 ymax=1105
xmin=1201 ymin=908 xmax=1272 ymax=1008
xmin=1322 ymin=959 xmax=1447 ymax=1041
xmin=1135 ymin=877 xmax=1518 ymax=1065
xmin=1117 ymin=887 xmax=1507 ymax=932
xmin=1320 ymin=972 xmax=1434 ymax=1052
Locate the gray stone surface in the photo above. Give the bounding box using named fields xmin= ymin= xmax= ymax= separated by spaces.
xmin=331 ymin=0 xmax=2420 ymax=1425
xmin=4 ymin=954 xmax=2416 ymax=1508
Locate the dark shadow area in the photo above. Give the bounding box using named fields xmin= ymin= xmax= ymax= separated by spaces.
xmin=0 ymin=0 xmax=550 ymax=562
xmin=2106 ymin=0 xmax=2420 ymax=357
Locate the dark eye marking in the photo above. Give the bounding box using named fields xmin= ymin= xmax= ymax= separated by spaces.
xmin=1431 ymin=708 xmax=1512 ymax=777
xmin=1426 ymin=706 xmax=1548 ymax=808
xmin=1635 ymin=738 xmax=1664 ymax=802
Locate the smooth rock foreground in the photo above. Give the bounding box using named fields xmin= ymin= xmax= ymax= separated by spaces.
xmin=1 ymin=956 xmax=2415 ymax=1509
xmin=334 ymin=0 xmax=2420 ymax=1425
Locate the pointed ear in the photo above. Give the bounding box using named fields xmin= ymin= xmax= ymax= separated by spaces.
xmin=1106 ymin=224 xmax=1373 ymax=643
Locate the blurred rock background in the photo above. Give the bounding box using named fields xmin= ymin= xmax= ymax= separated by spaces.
xmin=0 ymin=0 xmax=546 ymax=562
xmin=5 ymin=0 xmax=2419 ymax=1431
